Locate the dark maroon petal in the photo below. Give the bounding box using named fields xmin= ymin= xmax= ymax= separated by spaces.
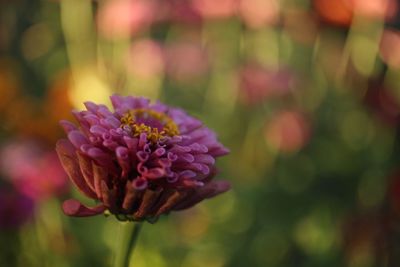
xmin=62 ymin=199 xmax=106 ymax=217
xmin=154 ymin=191 xmax=187 ymax=216
xmin=122 ymin=181 xmax=143 ymax=212
xmin=173 ymin=181 xmax=231 ymax=211
xmin=134 ymin=188 xmax=163 ymax=219
xmin=100 ymin=181 xmax=117 ymax=212
xmin=77 ymin=153 xmax=95 ymax=192
xmin=92 ymin=163 xmax=108 ymax=199
xmin=56 ymin=140 xmax=97 ymax=199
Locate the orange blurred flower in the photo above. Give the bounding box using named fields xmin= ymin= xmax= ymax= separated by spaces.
xmin=313 ymin=0 xmax=398 ymax=27
xmin=127 ymin=39 xmax=165 ymax=78
xmin=264 ymin=110 xmax=311 ymax=153
xmin=238 ymin=0 xmax=280 ymax=28
xmin=191 ymin=0 xmax=238 ymax=19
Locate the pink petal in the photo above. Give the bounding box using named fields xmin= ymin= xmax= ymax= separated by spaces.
xmin=62 ymin=199 xmax=106 ymax=217
xmin=68 ymin=130 xmax=89 ymax=149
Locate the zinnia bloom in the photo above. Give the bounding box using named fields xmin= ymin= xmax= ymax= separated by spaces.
xmin=56 ymin=95 xmax=230 ymax=222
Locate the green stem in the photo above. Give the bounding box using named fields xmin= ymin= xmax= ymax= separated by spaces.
xmin=113 ymin=222 xmax=142 ymax=267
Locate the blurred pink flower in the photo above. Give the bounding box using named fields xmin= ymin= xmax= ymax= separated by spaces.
xmin=380 ymin=29 xmax=400 ymax=69
xmin=238 ymin=63 xmax=295 ymax=105
xmin=157 ymin=0 xmax=203 ymax=24
xmin=97 ymin=0 xmax=155 ymax=39
xmin=264 ymin=110 xmax=311 ymax=153
xmin=0 ymin=186 xmax=35 ymax=229
xmin=350 ymin=0 xmax=397 ymax=20
xmin=238 ymin=0 xmax=279 ymax=28
xmin=165 ymin=41 xmax=209 ymax=81
xmin=127 ymin=39 xmax=165 ymax=78
xmin=191 ymin=0 xmax=238 ymax=19
xmin=0 ymin=141 xmax=69 ymax=200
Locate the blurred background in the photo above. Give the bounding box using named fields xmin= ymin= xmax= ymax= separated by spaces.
xmin=1 ymin=0 xmax=400 ymax=266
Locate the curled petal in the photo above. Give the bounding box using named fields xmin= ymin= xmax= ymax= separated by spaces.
xmin=145 ymin=168 xmax=165 ymax=179
xmin=84 ymin=114 xmax=100 ymax=125
xmin=194 ymin=154 xmax=215 ymax=165
xmin=136 ymin=151 xmax=149 ymax=162
xmin=84 ymin=101 xmax=99 ymax=112
xmin=60 ymin=120 xmax=77 ymax=133
xmin=178 ymin=153 xmax=195 ymax=163
xmin=90 ymin=125 xmax=108 ymax=136
xmin=133 ymin=177 xmax=148 ymax=190
xmin=62 ymin=199 xmax=106 ymax=217
xmin=179 ymin=170 xmax=197 ymax=179
xmin=68 ymin=130 xmax=89 ymax=149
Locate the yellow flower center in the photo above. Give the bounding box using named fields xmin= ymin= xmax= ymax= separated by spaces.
xmin=120 ymin=109 xmax=180 ymax=143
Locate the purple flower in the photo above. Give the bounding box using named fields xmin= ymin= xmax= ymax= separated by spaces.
xmin=0 ymin=185 xmax=35 ymax=229
xmin=56 ymin=95 xmax=230 ymax=222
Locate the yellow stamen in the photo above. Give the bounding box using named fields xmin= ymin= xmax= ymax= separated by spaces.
xmin=120 ymin=109 xmax=180 ymax=143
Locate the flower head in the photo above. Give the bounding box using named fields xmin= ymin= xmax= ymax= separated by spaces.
xmin=56 ymin=95 xmax=230 ymax=222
